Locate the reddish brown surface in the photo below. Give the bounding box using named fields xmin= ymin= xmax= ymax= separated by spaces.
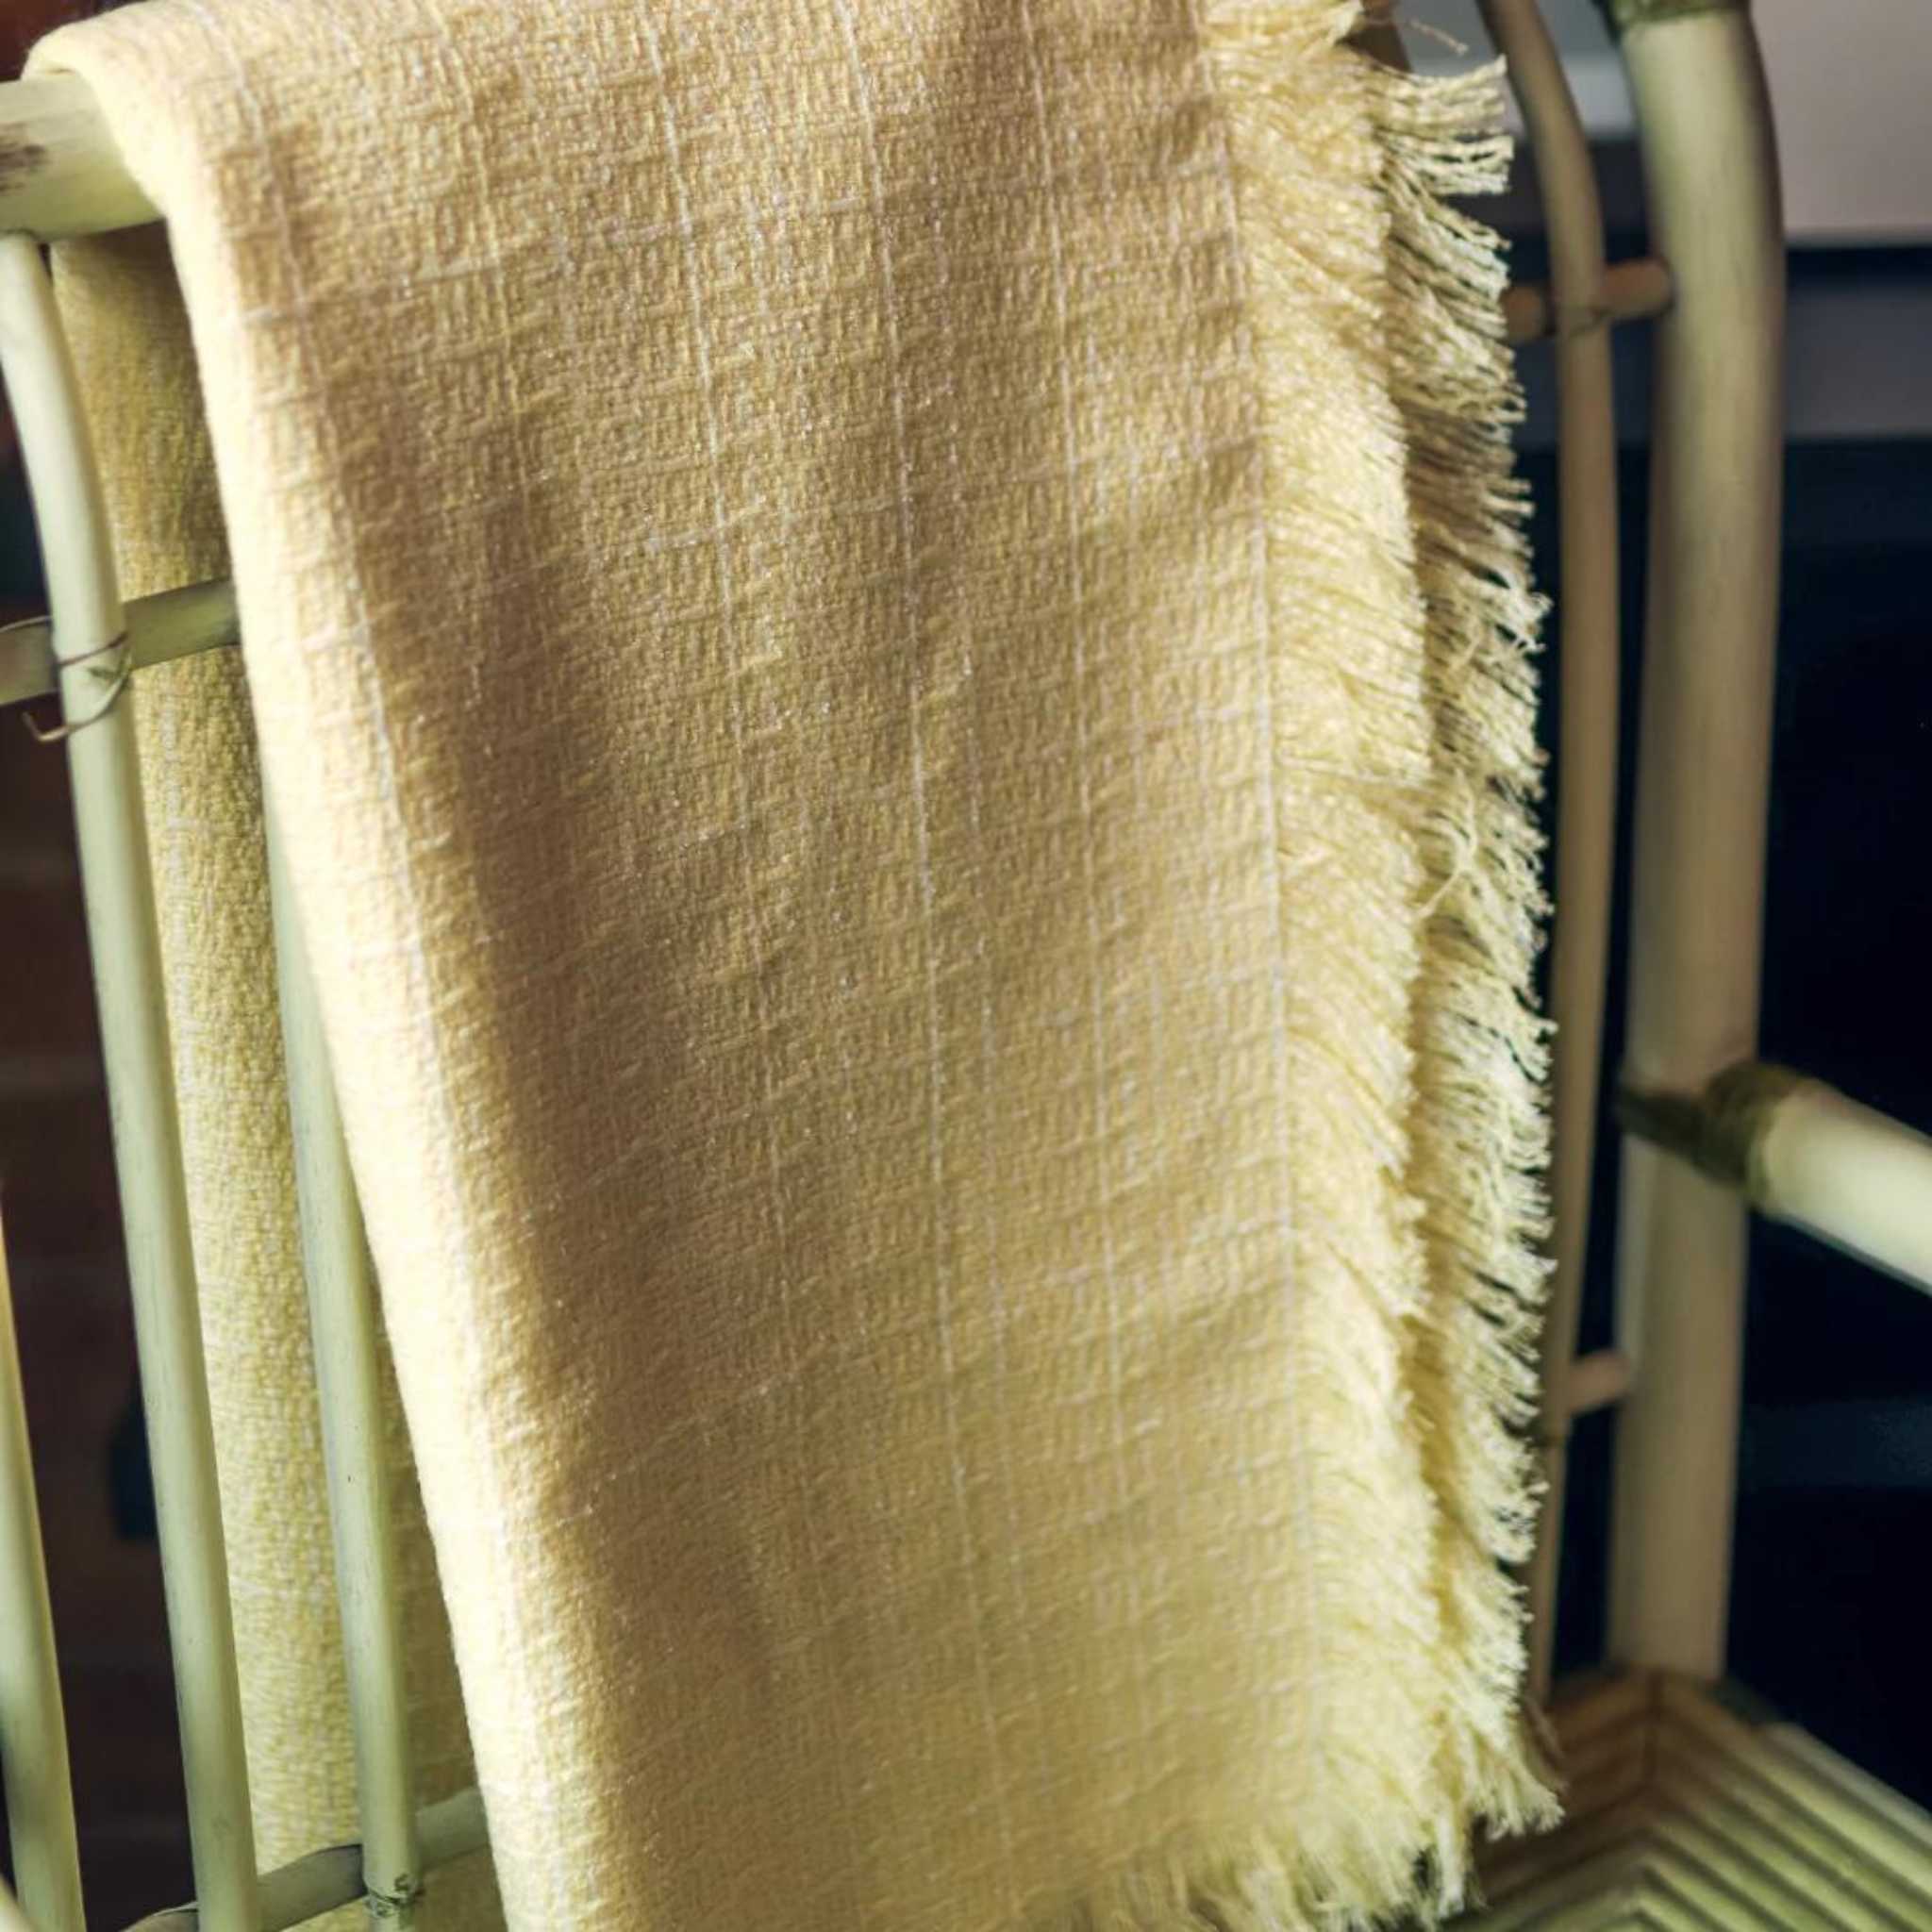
xmin=0 ymin=2 xmax=92 ymax=78
xmin=3 ymin=12 xmax=193 ymax=1915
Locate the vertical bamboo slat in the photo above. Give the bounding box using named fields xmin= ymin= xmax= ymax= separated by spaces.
xmin=1607 ymin=1 xmax=1785 ymax=1681
xmin=0 ymin=233 xmax=259 ymax=1932
xmin=0 ymin=1232 xmax=86 ymax=1932
xmin=1475 ymin=0 xmax=1622 ymax=1706
xmin=263 ymin=804 xmax=423 ymax=1918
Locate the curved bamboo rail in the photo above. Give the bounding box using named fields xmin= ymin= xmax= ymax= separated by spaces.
xmin=1475 ymin=0 xmax=1623 ymax=1707
xmin=1607 ymin=2 xmax=1785 ymax=1683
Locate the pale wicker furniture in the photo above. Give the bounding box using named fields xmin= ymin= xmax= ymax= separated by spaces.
xmin=1473 ymin=1673 xmax=1932 ymax=1925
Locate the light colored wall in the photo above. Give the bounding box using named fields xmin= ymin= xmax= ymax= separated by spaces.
xmin=1757 ymin=0 xmax=1932 ymax=243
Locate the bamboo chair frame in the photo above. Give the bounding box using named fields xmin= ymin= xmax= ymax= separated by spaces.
xmin=1 ymin=3 xmax=1929 ymax=1925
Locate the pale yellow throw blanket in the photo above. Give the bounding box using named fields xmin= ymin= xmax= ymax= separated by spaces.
xmin=36 ymin=0 xmax=1553 ymax=1924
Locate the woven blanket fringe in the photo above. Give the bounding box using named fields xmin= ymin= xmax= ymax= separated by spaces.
xmin=1045 ymin=6 xmax=1557 ymax=1925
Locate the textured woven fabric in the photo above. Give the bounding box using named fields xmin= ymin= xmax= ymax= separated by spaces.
xmin=37 ymin=1 xmax=1554 ymax=1924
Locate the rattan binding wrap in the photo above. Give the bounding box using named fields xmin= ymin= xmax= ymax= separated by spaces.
xmin=1596 ymin=0 xmax=1750 ymax=37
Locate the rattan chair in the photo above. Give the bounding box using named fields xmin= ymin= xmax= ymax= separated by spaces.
xmin=2 ymin=3 xmax=1929 ymax=1924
